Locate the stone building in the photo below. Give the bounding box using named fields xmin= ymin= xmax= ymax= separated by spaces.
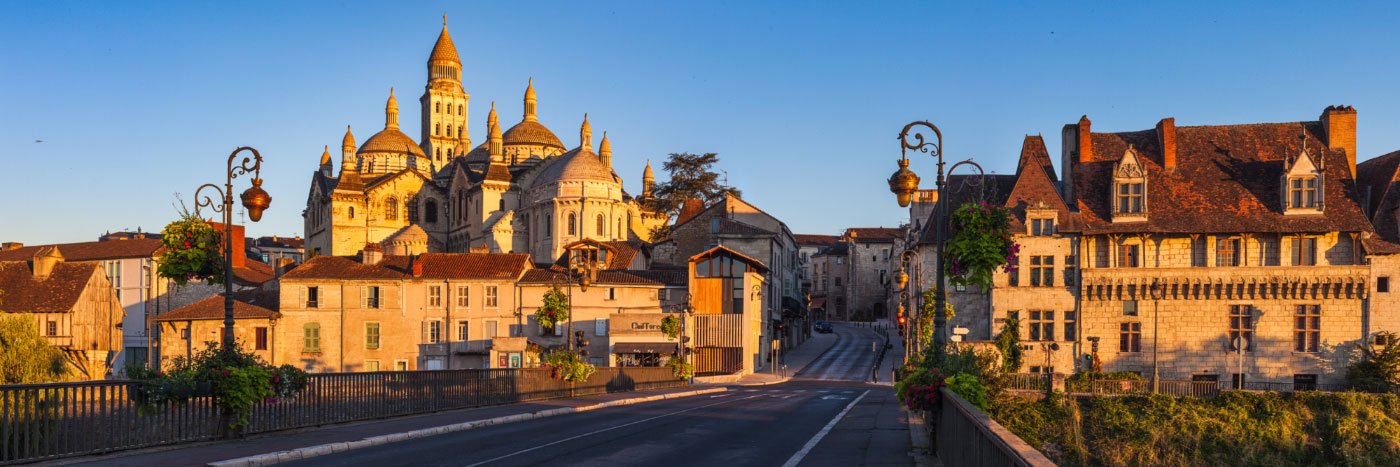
xmin=914 ymin=107 xmax=1400 ymax=387
xmin=0 ymin=247 xmax=125 ymax=379
xmin=304 ymin=20 xmax=666 ymax=261
xmin=810 ymin=242 xmax=849 ymax=320
xmin=840 ymin=228 xmax=900 ymax=321
xmin=794 ymin=234 xmax=840 ymax=300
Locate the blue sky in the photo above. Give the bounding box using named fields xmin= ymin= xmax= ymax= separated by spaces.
xmin=3 ymin=1 xmax=1399 ymax=245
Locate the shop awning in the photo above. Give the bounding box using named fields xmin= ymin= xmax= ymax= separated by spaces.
xmin=809 ymin=297 xmax=827 ymax=309
xmin=612 ymin=342 xmax=678 ymax=354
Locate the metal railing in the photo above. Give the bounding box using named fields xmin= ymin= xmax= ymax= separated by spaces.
xmin=932 ymin=387 xmax=1056 ymax=466
xmin=1 ymin=367 xmax=682 ymax=464
xmin=1004 ymin=373 xmax=1051 ymax=392
xmin=1009 ymin=374 xmax=1353 ymax=397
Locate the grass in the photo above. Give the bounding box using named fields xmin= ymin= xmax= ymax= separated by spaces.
xmin=986 ymin=390 xmax=1400 ymax=467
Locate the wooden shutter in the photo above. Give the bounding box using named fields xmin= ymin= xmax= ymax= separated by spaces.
xmin=298 ymin=286 xmax=306 ymax=308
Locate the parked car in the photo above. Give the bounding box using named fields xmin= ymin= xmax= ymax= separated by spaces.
xmin=815 ymin=322 xmax=833 ymax=333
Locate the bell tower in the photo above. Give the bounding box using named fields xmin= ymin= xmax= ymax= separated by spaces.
xmin=420 ymin=15 xmax=470 ymax=175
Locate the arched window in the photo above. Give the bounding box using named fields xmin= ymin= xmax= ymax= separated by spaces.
xmin=407 ymin=198 xmax=419 ymax=223
xmin=597 ymin=214 xmax=605 ymax=236
xmin=435 ymin=124 xmax=440 ymax=136
xmin=457 ymin=127 xmax=463 ymax=138
xmin=498 ymin=199 xmax=505 ymax=211
xmin=425 ymin=200 xmax=438 ymax=223
xmin=618 ymin=218 xmax=624 ymax=237
xmin=348 ymin=206 xmax=355 ymax=219
xmin=446 ymin=124 xmax=452 ymax=137
xmin=384 ymin=197 xmax=397 ymax=220
xmin=458 ymin=104 xmax=463 ymax=115
xmin=435 ymin=102 xmax=440 ymax=113
xmin=567 ymin=213 xmax=577 ymax=236
xmin=545 ymin=212 xmax=552 ymax=235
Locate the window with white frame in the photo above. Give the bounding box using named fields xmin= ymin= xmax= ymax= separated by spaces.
xmin=485 ymin=285 xmax=498 ymax=307
xmin=424 ymin=320 xmax=442 ymax=344
xmin=428 ymin=285 xmax=442 ymax=307
xmin=456 ymin=285 xmax=470 ymax=307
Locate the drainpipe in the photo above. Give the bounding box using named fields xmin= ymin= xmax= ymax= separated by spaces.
xmin=339 ymin=283 xmax=345 ymax=371
xmin=445 ymin=278 xmax=452 ymax=370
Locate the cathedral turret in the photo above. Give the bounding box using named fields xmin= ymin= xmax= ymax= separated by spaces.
xmin=524 ymin=78 xmax=538 ymax=122
xmin=422 ymin=15 xmax=468 ymax=171
xmin=320 ymin=145 xmax=333 ymax=176
xmin=580 ymin=114 xmax=592 ymax=151
xmin=599 ymin=131 xmax=612 ymax=167
xmin=489 ymin=118 xmax=504 ymax=162
xmin=341 ymin=125 xmax=357 ymax=171
xmin=427 ymin=14 xmax=461 ymax=84
xmin=488 ymin=101 xmax=498 ymax=133
xmin=385 ymin=88 xmax=399 ymax=130
xmin=643 ymin=159 xmax=655 ymax=197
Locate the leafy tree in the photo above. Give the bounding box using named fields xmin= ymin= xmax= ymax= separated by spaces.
xmin=0 ymin=313 xmax=69 ymax=384
xmin=1347 ymin=331 xmax=1400 ymax=392
xmin=646 ymin=153 xmax=742 ymax=240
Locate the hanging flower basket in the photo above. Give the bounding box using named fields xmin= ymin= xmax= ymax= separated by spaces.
xmin=534 ymin=287 xmax=570 ymax=331
xmin=944 ymin=201 xmax=1019 ymax=290
xmin=156 ymin=211 xmax=225 ymax=286
xmin=660 ymin=315 xmax=681 ymax=340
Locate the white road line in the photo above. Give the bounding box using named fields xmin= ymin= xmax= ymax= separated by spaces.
xmin=464 ymin=395 xmax=760 ymax=467
xmin=781 ymin=389 xmax=870 ymax=467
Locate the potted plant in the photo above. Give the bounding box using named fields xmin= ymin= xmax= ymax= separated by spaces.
xmin=127 ymin=342 xmax=309 ymax=431
xmin=535 ymin=287 xmax=569 ymax=335
xmin=156 ymin=206 xmax=226 ymax=286
xmin=943 ymin=200 xmax=1019 ymax=290
xmin=665 ymin=355 xmax=691 ymax=380
xmin=541 ymin=349 xmax=596 ymax=382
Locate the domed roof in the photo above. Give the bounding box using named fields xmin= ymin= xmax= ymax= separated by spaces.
xmin=359 ymin=128 xmax=426 ymax=157
xmin=383 ymin=224 xmax=429 ymax=244
xmin=503 ymin=121 xmax=564 ymax=149
xmin=533 ymin=148 xmax=617 ymax=187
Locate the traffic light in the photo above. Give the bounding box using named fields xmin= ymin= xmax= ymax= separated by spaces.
xmin=575 ymin=330 xmax=589 ymax=357
xmin=898 ymin=315 xmax=907 ymax=337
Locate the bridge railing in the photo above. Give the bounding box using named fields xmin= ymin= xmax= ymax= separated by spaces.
xmin=932 ymin=387 xmax=1056 ymax=467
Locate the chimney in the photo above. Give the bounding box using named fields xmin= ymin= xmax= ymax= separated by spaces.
xmin=1321 ymin=105 xmax=1357 ymax=177
xmin=1156 ymin=117 xmax=1177 ymax=170
xmin=411 ymin=256 xmax=424 ymax=277
xmin=1076 ymin=115 xmax=1093 ymax=163
xmin=362 ymin=243 xmax=383 ymax=265
xmin=2 ymin=242 xmax=22 ymax=251
xmin=31 ymin=246 xmax=63 ymax=278
xmin=209 ymin=223 xmax=247 ymax=269
xmin=1060 ymin=116 xmax=1093 ymax=207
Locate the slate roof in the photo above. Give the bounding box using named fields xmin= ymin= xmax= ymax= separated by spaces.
xmin=815 ymin=242 xmax=849 ymax=256
xmin=152 ymin=288 xmax=280 ymax=322
xmin=1072 ymin=121 xmax=1373 ymax=235
xmin=715 ymin=218 xmax=771 ymax=236
xmin=1356 ymin=150 xmax=1400 ymax=253
xmin=0 ymin=261 xmax=103 ymax=313
xmin=0 ymin=238 xmax=163 ymax=262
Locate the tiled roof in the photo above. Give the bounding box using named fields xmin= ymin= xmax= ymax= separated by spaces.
xmin=0 ymin=261 xmax=103 ymax=313
xmin=253 ymin=236 xmax=303 ymax=249
xmin=334 ymin=168 xmax=366 ymax=192
xmin=280 ymin=255 xmax=406 ymax=280
xmin=1073 ymin=121 xmax=1373 ymax=234
xmin=1018 ymin=135 xmax=1057 ymax=182
xmin=232 ymin=260 xmax=275 ymax=286
xmin=621 ymin=269 xmax=688 ymax=286
xmin=484 ymin=161 xmax=513 ymax=182
xmin=844 ymin=227 xmax=901 ymax=243
xmin=517 ymin=268 xmax=664 ymax=286
xmin=503 ymin=120 xmax=564 ymax=149
xmin=1357 ymin=150 xmax=1400 ymax=252
xmin=428 ymin=25 xmax=460 ymax=64
xmin=715 ymin=218 xmax=771 ymax=236
xmin=688 ymin=245 xmax=769 ymax=274
xmin=152 ymin=288 xmax=279 ymax=322
xmin=551 ymin=240 xmax=645 ymax=270
xmin=815 ymin=242 xmax=849 ymax=256
xmin=383 ymin=224 xmax=430 ymax=244
xmin=794 ymin=234 xmax=840 ymax=247
xmin=0 ymin=238 xmax=163 ymax=262
xmin=1003 ymin=135 xmax=1075 ymax=234
xmin=411 ymin=253 xmax=531 ymax=279
xmin=532 ymin=148 xmax=615 ymax=187
xmin=675 ymin=199 xmax=706 ymax=226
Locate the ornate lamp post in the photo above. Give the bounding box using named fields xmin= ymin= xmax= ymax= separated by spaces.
xmin=895 ymin=249 xmax=921 ymax=360
xmin=1150 ymin=279 xmax=1165 ymax=394
xmin=888 ymin=122 xmax=983 ymax=347
xmin=191 ymin=147 xmax=270 ymax=351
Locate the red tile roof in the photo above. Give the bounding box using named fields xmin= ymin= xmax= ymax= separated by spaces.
xmin=1004 ymin=135 xmax=1076 ymax=234
xmin=675 ymin=199 xmax=706 ymax=226
xmin=517 ymin=269 xmax=665 ymax=286
xmin=844 ymin=228 xmax=901 ymax=243
xmin=794 ymin=234 xmax=841 ymax=247
xmin=280 ymin=255 xmax=407 ymax=280
xmin=0 ymin=238 xmax=163 ymax=262
xmin=410 ymin=253 xmax=531 ymax=279
xmin=1072 ymin=122 xmax=1373 ymax=234
xmin=1357 ymin=150 xmax=1400 ymax=253
xmin=152 ymin=288 xmax=279 ymax=322
xmin=0 ymin=261 xmax=105 ymax=313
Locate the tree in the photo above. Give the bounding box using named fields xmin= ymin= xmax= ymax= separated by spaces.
xmin=0 ymin=313 xmax=69 ymax=384
xmin=994 ymin=316 xmax=1024 ymax=373
xmin=1347 ymin=332 xmax=1400 ymax=392
xmin=647 ymin=153 xmax=742 ymax=236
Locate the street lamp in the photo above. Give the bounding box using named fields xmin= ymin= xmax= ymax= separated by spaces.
xmin=888 ymin=121 xmax=984 ymax=347
xmin=1149 ymin=279 xmax=1165 ymax=394
xmin=191 ymin=147 xmax=271 ymax=351
xmin=668 ymin=302 xmax=693 ymax=383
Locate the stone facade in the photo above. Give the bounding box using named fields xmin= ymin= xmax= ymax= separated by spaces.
xmin=841 ymin=228 xmax=899 ymax=321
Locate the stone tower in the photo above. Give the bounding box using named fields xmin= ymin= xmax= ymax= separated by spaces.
xmin=420 ymin=15 xmax=470 ymax=173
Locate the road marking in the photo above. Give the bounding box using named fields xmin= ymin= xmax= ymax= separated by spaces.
xmin=782 ymin=389 xmax=870 ymax=467
xmin=820 ymin=395 xmax=851 ymax=400
xmin=464 ymin=395 xmax=759 ymax=467
xmin=710 ymin=394 xmax=731 ymax=398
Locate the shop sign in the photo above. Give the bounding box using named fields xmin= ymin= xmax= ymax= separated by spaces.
xmin=610 ymin=313 xmax=666 ymax=335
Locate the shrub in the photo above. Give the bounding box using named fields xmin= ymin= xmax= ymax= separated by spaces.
xmin=0 ymin=314 xmax=69 ymax=384
xmin=660 ymin=315 xmax=681 ymax=340
xmin=994 ymin=316 xmax=1023 ymax=373
xmin=946 ymin=374 xmax=990 ymax=410
xmin=1347 ymin=331 xmax=1400 ymax=393
xmin=542 ymin=349 xmax=596 ymax=382
xmin=665 ymin=355 xmax=691 ymax=380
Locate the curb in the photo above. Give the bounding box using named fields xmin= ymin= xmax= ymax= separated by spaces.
xmin=207 ymin=387 xmax=727 ymax=467
xmin=905 ymin=406 xmax=936 ymax=467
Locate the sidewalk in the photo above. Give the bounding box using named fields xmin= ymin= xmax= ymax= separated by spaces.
xmin=46 ymin=386 xmax=723 ymax=467
xmin=693 ymin=329 xmax=840 ymax=386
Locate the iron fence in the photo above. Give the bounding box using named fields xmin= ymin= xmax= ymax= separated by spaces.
xmin=1 ymin=367 xmax=682 ymax=464
xmin=1004 ymin=373 xmax=1051 ymax=392
xmin=932 ymin=387 xmax=1056 ymax=466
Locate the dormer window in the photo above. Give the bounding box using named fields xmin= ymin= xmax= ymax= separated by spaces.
xmin=1027 ymin=202 xmax=1057 ymax=236
xmin=1111 ymin=148 xmax=1147 ymax=222
xmin=1283 ymin=146 xmax=1324 ymax=214
xmin=1289 ymin=177 xmax=1318 ymax=209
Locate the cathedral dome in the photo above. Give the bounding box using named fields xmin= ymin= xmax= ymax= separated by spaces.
xmin=503 ymin=121 xmax=565 ymax=149
xmin=533 ymin=148 xmax=616 ymax=187
xmin=359 ymin=128 xmax=427 ymax=157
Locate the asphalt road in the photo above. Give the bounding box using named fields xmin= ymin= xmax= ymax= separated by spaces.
xmin=286 ymin=324 xmax=909 ymax=467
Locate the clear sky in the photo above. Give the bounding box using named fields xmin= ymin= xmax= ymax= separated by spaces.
xmin=3 ymin=1 xmax=1399 ymax=245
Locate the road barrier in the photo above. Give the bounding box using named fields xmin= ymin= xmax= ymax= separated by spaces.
xmin=0 ymin=367 xmax=682 ymax=464
xmin=931 ymin=388 xmax=1056 ymax=467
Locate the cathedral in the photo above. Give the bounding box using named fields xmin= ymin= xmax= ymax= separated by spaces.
xmin=304 ymin=20 xmax=667 ymax=262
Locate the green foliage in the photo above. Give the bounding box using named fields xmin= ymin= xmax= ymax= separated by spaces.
xmin=660 ymin=315 xmax=681 ymax=340
xmin=134 ymin=342 xmax=307 ymax=429
xmin=666 ymin=355 xmax=692 ymax=380
xmin=157 ymin=209 xmax=225 ymax=286
xmin=895 ymin=364 xmax=946 ymax=411
xmin=542 ymin=349 xmax=596 ymax=382
xmin=916 ymin=289 xmax=954 ymax=350
xmin=534 ymin=287 xmax=569 ymax=330
xmin=207 ymin=365 xmax=274 ymax=429
xmin=0 ymin=314 xmax=69 ymax=384
xmin=994 ymin=316 xmax=1024 ymax=373
xmin=647 ymin=152 xmax=742 ymax=221
xmin=1067 ymin=370 xmax=1144 ymax=383
xmin=946 ymin=374 xmax=990 ymax=410
xmin=988 ymin=390 xmax=1400 ymax=466
xmin=944 ymin=201 xmax=1019 ymax=290
xmin=1347 ymin=331 xmax=1400 ymax=392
